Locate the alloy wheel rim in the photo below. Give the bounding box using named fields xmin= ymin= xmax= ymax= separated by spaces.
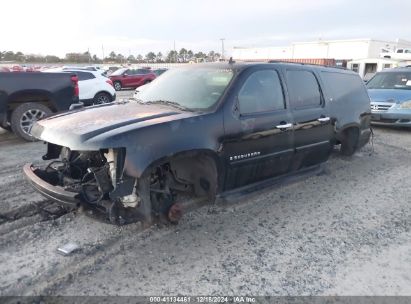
xmin=97 ymin=95 xmax=109 ymax=104
xmin=20 ymin=109 xmax=46 ymax=135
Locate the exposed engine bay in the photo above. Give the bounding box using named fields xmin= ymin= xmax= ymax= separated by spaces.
xmin=24 ymin=143 xmax=217 ymax=225
xmin=24 ymin=143 xmax=204 ymax=225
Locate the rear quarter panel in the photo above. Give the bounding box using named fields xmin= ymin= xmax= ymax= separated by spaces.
xmin=0 ymin=72 xmax=77 ymax=112
xmin=317 ymin=70 xmax=371 ymax=131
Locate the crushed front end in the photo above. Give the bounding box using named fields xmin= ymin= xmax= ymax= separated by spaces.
xmin=24 ymin=143 xmax=144 ymax=225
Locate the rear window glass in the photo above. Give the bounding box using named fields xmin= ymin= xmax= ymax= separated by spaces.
xmin=286 ymin=70 xmax=322 ymax=109
xmin=321 ymin=71 xmax=369 ymax=103
xmin=68 ymin=71 xmax=95 ymax=81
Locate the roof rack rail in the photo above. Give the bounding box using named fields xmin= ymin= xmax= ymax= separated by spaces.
xmin=268 ymin=60 xmax=347 ymax=70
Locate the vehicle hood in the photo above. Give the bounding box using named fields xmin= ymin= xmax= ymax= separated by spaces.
xmin=368 ymin=89 xmax=411 ymax=103
xmin=31 ymin=101 xmax=195 ymax=150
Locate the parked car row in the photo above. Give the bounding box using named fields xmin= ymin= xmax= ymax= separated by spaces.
xmin=48 ymin=68 xmax=116 ymax=106
xmin=108 ymin=67 xmax=156 ymax=91
xmin=0 ymin=71 xmax=79 ymax=140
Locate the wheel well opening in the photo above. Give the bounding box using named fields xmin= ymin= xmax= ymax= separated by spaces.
xmin=7 ymin=94 xmax=55 ymax=116
xmin=145 ymin=152 xmax=220 ymax=200
xmin=338 ymin=126 xmax=360 ymax=156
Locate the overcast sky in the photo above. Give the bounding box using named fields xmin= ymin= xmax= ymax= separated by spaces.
xmin=1 ymin=0 xmax=410 ymax=58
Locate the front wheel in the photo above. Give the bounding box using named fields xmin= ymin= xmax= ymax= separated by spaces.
xmin=11 ymin=102 xmax=52 ymax=141
xmin=113 ymin=81 xmax=122 ymax=91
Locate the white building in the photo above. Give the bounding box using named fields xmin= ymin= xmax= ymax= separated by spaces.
xmin=232 ymin=38 xmax=411 ymax=61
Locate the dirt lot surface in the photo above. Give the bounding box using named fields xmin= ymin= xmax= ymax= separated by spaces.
xmin=0 ymin=97 xmax=410 ymax=296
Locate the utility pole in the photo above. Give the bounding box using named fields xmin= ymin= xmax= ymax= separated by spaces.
xmin=220 ymin=38 xmax=225 ymax=61
xmin=102 ymin=44 xmax=105 ymax=63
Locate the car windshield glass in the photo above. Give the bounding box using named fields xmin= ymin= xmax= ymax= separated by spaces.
xmin=110 ymin=68 xmax=127 ymax=76
xmin=136 ymin=67 xmax=234 ymax=110
xmin=366 ymin=72 xmax=411 ymax=90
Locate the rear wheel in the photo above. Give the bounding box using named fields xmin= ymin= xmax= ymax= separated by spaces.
xmin=114 ymin=81 xmax=122 ymax=91
xmin=93 ymin=92 xmax=112 ymax=104
xmin=11 ymin=103 xmax=52 ymax=141
xmin=340 ymin=128 xmax=359 ymax=156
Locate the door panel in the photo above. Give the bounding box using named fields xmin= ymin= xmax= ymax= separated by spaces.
xmin=222 ymin=112 xmax=294 ymax=190
xmin=221 ymin=68 xmax=295 ymax=190
xmin=285 ymin=69 xmax=334 ymax=169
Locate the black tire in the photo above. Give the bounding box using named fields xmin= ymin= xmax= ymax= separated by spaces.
xmin=340 ymin=128 xmax=359 ymax=156
xmin=93 ymin=92 xmax=112 ymax=105
xmin=113 ymin=81 xmax=122 ymax=91
xmin=11 ymin=103 xmax=52 ymax=141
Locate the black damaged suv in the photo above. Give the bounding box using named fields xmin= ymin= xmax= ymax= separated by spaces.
xmin=24 ymin=62 xmax=371 ymax=225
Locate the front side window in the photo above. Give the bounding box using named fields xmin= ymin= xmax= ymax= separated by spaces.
xmin=238 ymin=70 xmax=285 ymax=114
xmin=351 ymin=64 xmax=359 ymax=73
xmin=286 ymin=70 xmax=322 ymax=109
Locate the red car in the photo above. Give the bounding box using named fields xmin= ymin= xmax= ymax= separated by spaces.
xmin=109 ymin=67 xmax=156 ymax=91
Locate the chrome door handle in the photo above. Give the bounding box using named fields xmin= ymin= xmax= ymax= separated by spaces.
xmin=317 ymin=117 xmax=330 ymax=122
xmin=276 ymin=123 xmax=293 ymax=129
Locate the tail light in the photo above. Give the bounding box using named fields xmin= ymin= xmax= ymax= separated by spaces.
xmin=71 ymin=75 xmax=79 ymax=97
xmin=106 ymin=79 xmax=113 ymax=87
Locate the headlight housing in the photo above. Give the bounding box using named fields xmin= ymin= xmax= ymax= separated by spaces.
xmin=400 ymin=100 xmax=411 ymax=109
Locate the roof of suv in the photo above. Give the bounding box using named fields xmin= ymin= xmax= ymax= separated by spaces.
xmin=187 ymin=61 xmax=355 ymax=75
xmin=62 ymin=69 xmax=106 ymax=77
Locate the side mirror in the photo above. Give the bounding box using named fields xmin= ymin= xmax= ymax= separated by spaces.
xmin=123 ymin=73 xmax=128 ymax=77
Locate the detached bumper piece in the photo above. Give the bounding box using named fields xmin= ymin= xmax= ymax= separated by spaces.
xmin=23 ymin=164 xmax=81 ymax=208
xmin=23 ymin=163 xmax=145 ymax=225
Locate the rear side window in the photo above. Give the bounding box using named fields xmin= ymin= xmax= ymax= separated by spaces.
xmin=136 ymin=69 xmax=150 ymax=74
xmin=238 ymin=70 xmax=285 ymax=114
xmin=286 ymin=70 xmax=322 ymax=109
xmin=73 ymin=71 xmax=95 ymax=81
xmin=321 ymin=71 xmax=369 ymax=103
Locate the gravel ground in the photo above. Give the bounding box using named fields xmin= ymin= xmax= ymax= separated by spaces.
xmin=0 ymin=98 xmax=410 ymax=296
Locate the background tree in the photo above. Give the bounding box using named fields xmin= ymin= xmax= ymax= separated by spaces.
xmin=127 ymin=55 xmax=136 ymax=63
xmin=156 ymin=52 xmax=163 ymax=62
xmin=145 ymin=52 xmax=156 ymax=62
xmin=187 ymin=50 xmax=194 ymax=61
xmin=166 ymin=50 xmax=178 ymax=63
xmin=116 ymin=53 xmax=125 ymax=63
xmin=45 ymin=55 xmax=60 ymax=63
xmin=109 ymin=51 xmax=116 ymax=61
xmin=178 ymin=48 xmax=188 ymax=62
xmin=136 ymin=54 xmax=143 ymax=63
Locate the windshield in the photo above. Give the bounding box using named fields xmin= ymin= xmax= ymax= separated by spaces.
xmin=366 ymin=72 xmax=411 ymax=90
xmin=136 ymin=67 xmax=234 ymax=110
xmin=110 ymin=68 xmax=127 ymax=76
